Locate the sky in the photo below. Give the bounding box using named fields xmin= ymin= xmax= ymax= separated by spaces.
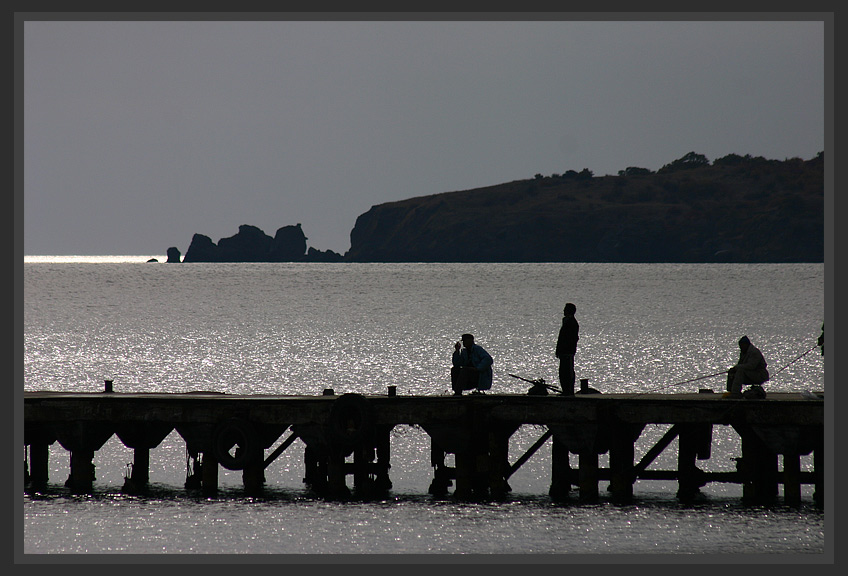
xmin=22 ymin=17 xmax=826 ymax=256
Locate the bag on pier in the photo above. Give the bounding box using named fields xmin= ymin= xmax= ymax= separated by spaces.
xmin=743 ymin=385 xmax=766 ymax=400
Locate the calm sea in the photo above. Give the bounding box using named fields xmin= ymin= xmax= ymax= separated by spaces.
xmin=21 ymin=259 xmax=827 ymax=557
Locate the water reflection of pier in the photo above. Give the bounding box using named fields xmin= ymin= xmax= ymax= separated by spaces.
xmin=24 ymin=387 xmax=824 ymax=507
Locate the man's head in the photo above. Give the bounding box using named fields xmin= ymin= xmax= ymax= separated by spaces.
xmin=461 ymin=333 xmax=475 ymax=348
xmin=738 ymin=335 xmax=751 ymax=352
xmin=563 ymin=303 xmax=576 ymax=316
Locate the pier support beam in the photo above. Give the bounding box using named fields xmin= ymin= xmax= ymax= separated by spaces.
xmin=121 ymin=447 xmax=151 ymax=494
xmin=739 ymin=429 xmax=778 ymax=506
xmin=25 ymin=424 xmax=56 ymax=491
xmin=676 ymin=424 xmax=711 ymax=502
xmin=453 ymin=450 xmax=476 ymax=499
xmin=115 ymin=422 xmax=173 ymax=494
xmin=53 ymin=421 xmax=113 ymax=494
xmin=326 ymin=448 xmax=350 ymax=499
xmin=782 ymin=452 xmax=802 ymax=507
xmin=549 ymin=438 xmax=572 ymax=502
xmin=813 ymin=443 xmax=824 ymax=508
xmin=677 ymin=427 xmax=699 ymax=502
xmin=352 ymin=444 xmax=374 ymax=496
xmin=578 ymin=451 xmax=600 ymax=503
xmin=201 ymin=452 xmax=219 ymax=496
xmin=427 ymin=438 xmax=452 ymax=497
xmin=303 ymin=444 xmax=329 ymax=493
xmin=549 ymin=421 xmax=604 ymax=503
xmin=27 ymin=443 xmax=51 ymax=489
xmin=374 ymin=425 xmax=393 ymax=492
xmin=66 ymin=449 xmax=96 ymax=493
xmin=242 ymin=446 xmax=266 ymax=496
xmin=608 ymin=423 xmax=642 ymax=504
xmin=487 ymin=426 xmax=514 ymax=499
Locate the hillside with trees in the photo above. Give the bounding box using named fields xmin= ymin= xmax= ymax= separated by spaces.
xmin=344 ymin=152 xmax=824 ymax=263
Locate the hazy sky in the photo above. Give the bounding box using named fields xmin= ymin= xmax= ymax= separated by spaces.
xmin=23 ymin=17 xmax=825 ymax=256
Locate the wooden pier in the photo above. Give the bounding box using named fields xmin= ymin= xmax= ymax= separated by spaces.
xmin=23 ymin=388 xmax=824 ymax=507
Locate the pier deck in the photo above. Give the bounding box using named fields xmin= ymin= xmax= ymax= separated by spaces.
xmin=23 ymin=389 xmax=824 ymax=506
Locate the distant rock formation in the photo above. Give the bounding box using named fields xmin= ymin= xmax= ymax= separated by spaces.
xmin=168 ymin=151 xmax=823 ymax=264
xmin=180 ymin=224 xmax=343 ymax=263
xmin=166 ymin=247 xmax=181 ymax=263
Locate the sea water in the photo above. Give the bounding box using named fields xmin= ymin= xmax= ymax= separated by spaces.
xmin=21 ymin=260 xmax=826 ymax=557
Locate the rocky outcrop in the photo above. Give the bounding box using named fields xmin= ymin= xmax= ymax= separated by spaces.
xmin=306 ymin=247 xmax=344 ymax=262
xmin=269 ymin=225 xmax=308 ymax=261
xmin=180 ymin=223 xmax=342 ymax=263
xmin=182 ymin=233 xmax=220 ymax=262
xmin=166 ymin=247 xmax=181 ymax=263
xmin=215 ymin=224 xmax=274 ymax=262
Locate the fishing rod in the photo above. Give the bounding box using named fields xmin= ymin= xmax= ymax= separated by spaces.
xmin=642 ymin=341 xmax=821 ymax=394
xmin=640 ymin=369 xmax=729 ymax=394
xmin=771 ymin=343 xmax=820 ymax=378
xmin=508 ymin=373 xmax=563 ymax=394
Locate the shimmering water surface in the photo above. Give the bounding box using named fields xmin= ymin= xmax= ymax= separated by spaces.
xmin=22 ymin=260 xmax=826 ymax=556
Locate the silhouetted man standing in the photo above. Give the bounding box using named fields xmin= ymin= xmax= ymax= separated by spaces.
xmin=556 ymin=303 xmax=579 ymax=395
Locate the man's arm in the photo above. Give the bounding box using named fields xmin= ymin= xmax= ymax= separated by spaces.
xmin=452 ymin=349 xmax=464 ymax=367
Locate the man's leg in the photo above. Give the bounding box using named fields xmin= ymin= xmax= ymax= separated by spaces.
xmin=451 ymin=367 xmax=462 ymax=394
xmin=730 ymin=368 xmax=744 ymax=394
xmin=559 ymin=355 xmax=575 ymax=395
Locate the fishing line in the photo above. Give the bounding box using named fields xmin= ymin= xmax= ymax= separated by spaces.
xmin=769 ymin=343 xmax=819 ymax=378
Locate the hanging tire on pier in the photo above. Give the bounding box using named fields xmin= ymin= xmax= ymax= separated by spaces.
xmin=328 ymin=393 xmax=376 ymax=449
xmin=212 ymin=418 xmax=261 ymax=470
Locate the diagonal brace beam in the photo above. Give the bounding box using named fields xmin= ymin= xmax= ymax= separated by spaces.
xmin=506 ymin=429 xmax=553 ymax=480
xmin=264 ymin=428 xmax=300 ymax=470
xmin=631 ymin=424 xmax=681 ymax=481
